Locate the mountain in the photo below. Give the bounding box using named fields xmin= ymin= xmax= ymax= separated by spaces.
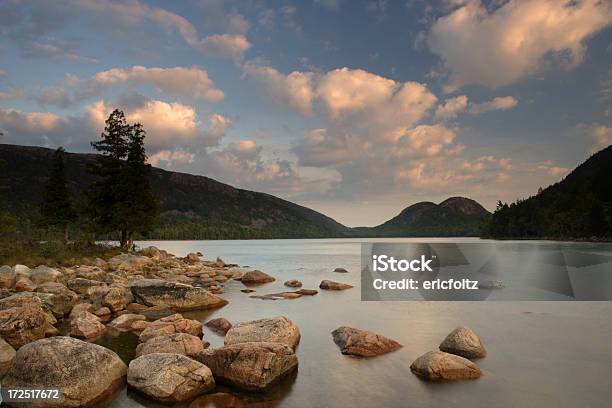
xmin=483 ymin=145 xmax=612 ymax=239
xmin=353 ymin=197 xmax=491 ymax=237
xmin=0 ymin=143 xmax=493 ymax=239
xmin=0 ymin=144 xmax=350 ymax=239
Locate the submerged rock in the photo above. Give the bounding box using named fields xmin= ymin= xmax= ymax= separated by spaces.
xmin=240 ymin=289 xmax=255 ymax=293
xmin=130 ymin=279 xmax=228 ymax=311
xmin=241 ymin=270 xmax=275 ymax=284
xmin=334 ymin=267 xmax=348 ymax=273
xmin=319 ymin=280 xmax=353 ymax=290
xmin=410 ymin=351 xmax=482 ymax=381
xmin=139 ymin=314 xmax=203 ymax=343
xmin=332 ymin=326 xmax=402 ymax=357
xmin=3 ymin=337 xmax=127 ymax=407
xmin=295 ymin=289 xmax=318 ymax=296
xmin=128 ymin=353 xmax=214 ymax=403
xmin=284 ymin=279 xmax=302 ymax=288
xmin=198 ymin=342 xmax=297 ymax=391
xmin=225 ymin=316 xmax=300 ymax=350
xmin=439 ymin=326 xmax=487 ymax=359
xmin=478 ymin=280 xmax=505 ymax=290
xmin=135 ymin=333 xmax=205 ymax=358
xmin=249 ymin=292 xmax=303 ymax=300
xmin=205 ymin=317 xmax=232 ymax=335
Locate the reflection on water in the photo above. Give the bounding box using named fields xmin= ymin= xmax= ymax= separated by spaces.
xmin=99 ymin=238 xmax=612 ymax=408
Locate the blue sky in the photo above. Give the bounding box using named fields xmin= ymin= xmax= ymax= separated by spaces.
xmin=1 ymin=0 xmax=611 ymax=226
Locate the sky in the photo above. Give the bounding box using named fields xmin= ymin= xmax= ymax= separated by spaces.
xmin=0 ymin=0 xmax=611 ymax=227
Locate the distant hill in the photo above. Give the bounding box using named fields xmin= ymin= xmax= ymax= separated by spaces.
xmin=0 ymin=144 xmax=494 ymax=239
xmin=0 ymin=144 xmax=350 ymax=239
xmin=353 ymin=197 xmax=491 ymax=237
xmin=483 ymin=145 xmax=612 ymax=239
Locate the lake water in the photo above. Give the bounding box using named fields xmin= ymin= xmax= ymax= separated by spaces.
xmin=102 ymin=238 xmax=612 ymax=408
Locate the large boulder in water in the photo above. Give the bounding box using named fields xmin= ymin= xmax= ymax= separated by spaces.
xmin=139 ymin=314 xmax=203 ymax=343
xmin=439 ymin=326 xmax=487 ymax=359
xmin=0 ymin=306 xmax=53 ymax=348
xmin=225 ymin=316 xmax=300 ymax=350
xmin=130 ymin=279 xmax=228 ymax=311
xmin=198 ymin=342 xmax=297 ymax=391
xmin=319 ymin=280 xmax=353 ymax=290
xmin=410 ymin=351 xmax=482 ymax=381
xmin=135 ymin=333 xmax=205 ymax=358
xmin=128 ymin=353 xmax=214 ymax=403
xmin=240 ymin=270 xmax=275 ymax=284
xmin=2 ymin=336 xmax=127 ymax=407
xmin=331 ymin=326 xmax=402 ymax=357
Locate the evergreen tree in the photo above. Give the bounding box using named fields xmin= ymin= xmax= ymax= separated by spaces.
xmin=87 ymin=109 xmax=131 ymax=245
xmin=88 ymin=109 xmax=158 ymax=249
xmin=116 ymin=123 xmax=159 ymax=249
xmin=39 ymin=147 xmax=76 ymax=241
xmin=0 ymin=159 xmax=16 ymax=235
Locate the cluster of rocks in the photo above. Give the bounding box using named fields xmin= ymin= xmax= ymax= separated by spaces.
xmin=0 ymin=249 xmax=243 ymax=393
xmin=0 ymin=249 xmax=489 ymax=404
xmin=410 ymin=326 xmax=487 ymax=381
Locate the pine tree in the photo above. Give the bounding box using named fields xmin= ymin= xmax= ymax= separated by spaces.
xmin=0 ymin=159 xmax=16 ymax=235
xmin=88 ymin=110 xmax=158 ymax=249
xmin=116 ymin=123 xmax=159 ymax=249
xmin=39 ymin=147 xmax=76 ymax=241
xmin=87 ymin=109 xmax=131 ymax=245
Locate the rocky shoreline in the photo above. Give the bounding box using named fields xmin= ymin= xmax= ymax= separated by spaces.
xmin=0 ymin=247 xmax=487 ymax=406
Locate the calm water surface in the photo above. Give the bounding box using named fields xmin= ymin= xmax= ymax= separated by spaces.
xmin=101 ymin=238 xmax=612 ymax=408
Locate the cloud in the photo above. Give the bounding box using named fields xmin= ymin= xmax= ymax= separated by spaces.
xmin=0 ymin=108 xmax=65 ymax=135
xmin=73 ymin=0 xmax=251 ymax=59
xmin=86 ymin=99 xmax=229 ymax=149
xmin=536 ymin=160 xmax=569 ymax=177
xmin=227 ymin=139 xmax=260 ymax=159
xmin=0 ymin=88 xmax=24 ymax=101
xmin=33 ymin=86 xmax=71 ymax=108
xmin=435 ymin=95 xmax=468 ymax=120
xmin=198 ymin=34 xmax=251 ymax=60
xmin=601 ymin=68 xmax=612 ymax=101
xmin=243 ymin=62 xmax=315 ymax=115
xmin=578 ymin=124 xmax=612 ymax=152
xmin=226 ymin=13 xmax=250 ymax=35
xmin=428 ymin=0 xmax=612 ymax=89
xmin=84 ymin=66 xmax=224 ymax=102
xmin=148 ymin=149 xmax=195 ymax=167
xmin=0 ymin=1 xmax=98 ymax=62
xmin=470 ymin=96 xmax=518 ymax=114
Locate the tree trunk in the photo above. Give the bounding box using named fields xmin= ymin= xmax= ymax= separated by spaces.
xmin=120 ymin=229 xmax=127 ymax=249
xmin=64 ymin=224 xmax=69 ymax=243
